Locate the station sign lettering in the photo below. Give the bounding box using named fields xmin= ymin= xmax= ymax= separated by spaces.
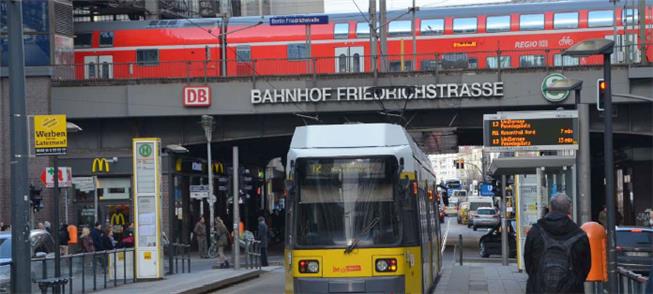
xmin=183 ymin=85 xmax=211 ymax=107
xmin=270 ymin=15 xmax=329 ymax=26
xmin=251 ymin=82 xmax=504 ymax=105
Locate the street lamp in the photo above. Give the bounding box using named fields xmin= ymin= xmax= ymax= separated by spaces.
xmin=562 ymin=38 xmax=616 ymax=291
xmin=164 ymin=144 xmax=188 ymax=275
xmin=200 ymin=115 xmax=216 ymax=247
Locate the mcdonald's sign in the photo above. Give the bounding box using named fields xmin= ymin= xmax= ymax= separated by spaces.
xmin=213 ymin=162 xmax=224 ymax=174
xmin=92 ymin=158 xmax=110 ymax=173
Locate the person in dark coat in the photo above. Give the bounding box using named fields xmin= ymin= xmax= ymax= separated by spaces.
xmin=256 ymin=216 xmax=269 ymax=266
xmin=100 ymin=225 xmax=115 ymax=251
xmin=90 ymin=222 xmax=103 ymax=251
xmin=524 ymin=193 xmax=591 ymax=294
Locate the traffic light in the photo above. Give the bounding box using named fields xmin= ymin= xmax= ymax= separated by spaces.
xmin=29 ymin=185 xmax=43 ymax=212
xmin=596 ymin=78 xmax=605 ymax=111
xmin=240 ymin=168 xmax=254 ymax=197
xmin=453 ymin=159 xmax=465 ymax=169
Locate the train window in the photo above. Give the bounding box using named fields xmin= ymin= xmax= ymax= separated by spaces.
xmin=486 ymin=56 xmax=511 ymax=69
xmin=554 ymin=54 xmax=579 ymax=66
xmin=519 ymin=55 xmax=545 ymax=68
xmin=519 ymin=14 xmax=544 ymax=31
xmin=388 ymin=20 xmax=412 ymax=37
xmin=389 ymin=61 xmax=412 ymax=72
xmin=588 ymin=10 xmax=614 ymax=27
xmin=420 ymin=19 xmax=444 ymax=35
xmin=441 ymin=53 xmax=468 ymax=69
xmin=622 ymin=9 xmax=638 ymax=25
xmin=236 ymin=46 xmax=251 ymax=62
xmin=421 ymin=60 xmax=438 ymax=71
xmin=453 ymin=17 xmax=477 ymax=34
xmin=74 ymin=33 xmax=92 ymax=48
xmin=334 ymin=23 xmax=349 ymax=39
xmin=553 ymin=12 xmax=579 ymax=29
xmin=288 ymin=44 xmax=308 ymax=60
xmin=99 ymin=32 xmax=114 ymax=47
xmin=136 ymin=49 xmax=159 ymax=66
xmin=486 ymin=16 xmax=510 ymax=33
xmin=356 ymin=22 xmax=370 ymax=38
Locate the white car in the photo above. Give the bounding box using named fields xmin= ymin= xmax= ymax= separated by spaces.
xmin=472 ymin=207 xmax=500 ymax=231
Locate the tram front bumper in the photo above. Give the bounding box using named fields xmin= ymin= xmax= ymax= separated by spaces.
xmin=294 ymin=276 xmax=405 ymax=293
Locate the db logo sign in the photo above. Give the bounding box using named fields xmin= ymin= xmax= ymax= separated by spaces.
xmin=183 ymin=86 xmax=211 ymax=107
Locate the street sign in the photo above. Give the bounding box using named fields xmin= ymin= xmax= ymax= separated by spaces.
xmin=189 ymin=185 xmax=209 ymax=199
xmin=269 ymin=15 xmax=328 ymax=26
xmin=72 ymin=177 xmax=95 ymax=192
xmin=479 ymin=183 xmax=494 ymax=196
xmin=40 ymin=167 xmax=73 ymax=188
xmin=33 ymin=114 xmax=67 ymax=156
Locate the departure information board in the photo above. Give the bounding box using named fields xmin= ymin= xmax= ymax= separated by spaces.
xmin=483 ymin=111 xmax=578 ymax=151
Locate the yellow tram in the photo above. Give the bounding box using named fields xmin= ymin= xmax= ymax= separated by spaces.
xmin=284 ymin=123 xmax=443 ymax=293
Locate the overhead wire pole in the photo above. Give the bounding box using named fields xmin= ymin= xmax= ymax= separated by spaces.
xmin=368 ymin=0 xmax=378 ymax=75
xmin=379 ymin=0 xmax=388 ymax=72
xmin=411 ymin=0 xmax=417 ymax=70
xmin=8 ymin=0 xmax=32 ymax=292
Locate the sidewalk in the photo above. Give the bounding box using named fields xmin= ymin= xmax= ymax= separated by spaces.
xmin=434 ymin=261 xmax=528 ymax=294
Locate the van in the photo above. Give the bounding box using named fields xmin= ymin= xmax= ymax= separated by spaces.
xmin=466 ymin=197 xmax=494 ymax=228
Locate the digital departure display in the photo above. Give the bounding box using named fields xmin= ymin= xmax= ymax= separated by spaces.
xmin=485 ymin=118 xmax=576 ymax=148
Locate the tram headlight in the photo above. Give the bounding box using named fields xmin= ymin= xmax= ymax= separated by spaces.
xmin=375 ymin=258 xmax=397 ymax=272
xmin=299 ymin=260 xmax=319 ymax=273
xmin=307 ymin=261 xmax=319 ymax=273
xmin=376 ymin=259 xmax=388 ymax=272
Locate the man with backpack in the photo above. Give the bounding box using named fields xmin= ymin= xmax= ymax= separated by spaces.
xmin=524 ymin=193 xmax=591 ymax=294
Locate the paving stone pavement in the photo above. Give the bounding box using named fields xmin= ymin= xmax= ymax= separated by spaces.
xmin=434 ymin=262 xmax=527 ymax=294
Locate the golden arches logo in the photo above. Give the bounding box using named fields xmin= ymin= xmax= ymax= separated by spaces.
xmin=92 ymin=158 xmax=110 ymax=173
xmin=213 ymin=162 xmax=224 ymax=174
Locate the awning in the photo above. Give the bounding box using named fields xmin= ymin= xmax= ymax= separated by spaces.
xmin=489 ymin=156 xmax=576 ymax=176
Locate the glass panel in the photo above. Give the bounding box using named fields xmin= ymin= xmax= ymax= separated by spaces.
xmin=588 ymin=10 xmax=614 ymax=27
xmin=99 ymin=32 xmax=114 ymax=47
xmin=519 ymin=55 xmax=545 ymax=68
xmin=236 ymin=46 xmax=251 ymax=62
xmin=0 ymin=238 xmax=10 ymax=259
xmin=486 ymin=56 xmax=511 ymax=69
xmin=453 ymin=17 xmax=477 ymax=34
xmin=520 ymin=14 xmax=544 ymax=31
xmin=334 ymin=23 xmax=349 ymax=39
xmin=288 ymin=44 xmax=307 ymax=60
xmin=353 ymin=53 xmax=361 ymax=72
xmin=88 ymin=63 xmax=96 ymax=78
xmin=554 ymin=54 xmax=579 ymax=66
xmin=74 ymin=33 xmax=92 ymax=48
xmin=338 ymin=54 xmax=348 ymax=72
xmin=356 ymin=22 xmax=370 ymax=38
xmin=100 ymin=62 xmax=110 ymax=79
xmin=554 ymin=12 xmax=578 ymax=29
xmin=441 ymin=53 xmax=468 ymax=69
xmin=136 ymin=49 xmax=159 ymax=65
xmin=421 ymin=60 xmax=438 ymax=71
xmin=616 ymin=231 xmax=652 ymax=247
xmin=389 ymin=20 xmax=412 ymax=37
xmin=622 ymin=9 xmax=639 ymax=25
xmin=420 ymin=19 xmax=444 ymax=35
xmin=486 ymin=15 xmax=510 ymax=33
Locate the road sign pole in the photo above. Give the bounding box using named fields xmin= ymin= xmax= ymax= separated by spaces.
xmin=52 ymin=157 xmax=62 ymax=289
xmin=232 ymin=146 xmax=240 ymax=270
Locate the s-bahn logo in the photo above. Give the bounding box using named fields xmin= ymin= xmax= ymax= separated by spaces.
xmin=541 ymin=73 xmax=570 ymax=103
xmin=558 ymin=36 xmax=574 ymax=47
xmin=92 ymin=158 xmax=110 ymax=173
xmin=183 ymin=85 xmax=211 ymax=107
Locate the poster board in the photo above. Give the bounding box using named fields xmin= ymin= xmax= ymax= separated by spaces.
xmin=515 ymin=174 xmax=539 ymax=271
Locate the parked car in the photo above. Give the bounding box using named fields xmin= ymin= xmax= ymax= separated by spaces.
xmin=479 ymin=221 xmax=517 ymax=258
xmin=615 ymin=227 xmax=652 ymax=274
xmin=457 ymin=202 xmax=470 ymax=225
xmin=0 ymin=230 xmax=56 ymax=293
xmin=472 ymin=207 xmax=500 ymax=231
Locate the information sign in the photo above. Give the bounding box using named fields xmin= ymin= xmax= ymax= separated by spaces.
xmin=40 ymin=167 xmax=73 ymax=188
xmin=189 ymin=185 xmax=209 ymax=199
xmin=269 ymin=15 xmax=328 ymax=26
xmin=33 ymin=114 xmax=67 ymax=156
xmin=483 ymin=111 xmax=578 ymax=151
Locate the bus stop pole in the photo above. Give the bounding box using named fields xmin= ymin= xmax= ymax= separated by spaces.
xmin=501 ymin=175 xmax=508 ymax=266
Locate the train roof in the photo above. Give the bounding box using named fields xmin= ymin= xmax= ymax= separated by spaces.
xmin=74 ymin=0 xmax=642 ymax=33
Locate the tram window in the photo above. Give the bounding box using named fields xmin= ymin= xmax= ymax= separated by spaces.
xmin=486 ymin=56 xmax=511 ymax=69
xmin=588 ymin=10 xmax=614 ymax=27
xmin=389 ymin=20 xmax=412 ymax=37
xmin=99 ymin=32 xmax=114 ymax=47
xmin=519 ymin=55 xmax=545 ymax=68
xmin=420 ymin=19 xmax=444 ymax=35
xmin=74 ymin=33 xmax=92 ymax=48
xmin=486 ymin=15 xmax=510 ymax=33
xmin=453 ymin=17 xmax=477 ymax=34
xmin=554 ymin=12 xmax=579 ymax=29
xmin=334 ymin=23 xmax=349 ymax=39
xmin=136 ymin=49 xmax=159 ymax=66
xmin=288 ymin=44 xmax=308 ymax=61
xmin=356 ymin=22 xmax=370 ymax=38
xmin=622 ymin=9 xmax=639 ymax=25
xmin=554 ymin=54 xmax=579 ymax=66
xmin=236 ymin=46 xmax=251 ymax=62
xmin=520 ymin=14 xmax=544 ymax=31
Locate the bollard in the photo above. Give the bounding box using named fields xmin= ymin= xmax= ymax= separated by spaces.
xmin=458 ymin=234 xmax=463 ymax=266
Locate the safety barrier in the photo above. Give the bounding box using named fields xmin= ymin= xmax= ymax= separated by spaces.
xmin=616 ymin=266 xmax=649 ymax=294
xmin=169 ymin=243 xmax=192 ymax=274
xmin=244 ymin=240 xmax=262 ymax=270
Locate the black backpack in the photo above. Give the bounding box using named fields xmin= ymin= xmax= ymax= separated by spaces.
xmin=536 ymin=225 xmax=585 ymax=293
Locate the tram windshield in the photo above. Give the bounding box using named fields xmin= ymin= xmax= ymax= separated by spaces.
xmin=295 ymin=157 xmax=400 ymax=248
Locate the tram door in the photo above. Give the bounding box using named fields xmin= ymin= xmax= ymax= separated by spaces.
xmin=334 ymin=47 xmax=364 ymax=73
xmin=84 ymin=55 xmax=113 ymax=79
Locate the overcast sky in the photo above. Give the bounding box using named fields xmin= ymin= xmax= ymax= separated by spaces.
xmin=323 ymin=0 xmax=511 ymax=13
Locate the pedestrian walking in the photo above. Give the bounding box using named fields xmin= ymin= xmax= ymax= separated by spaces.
xmin=257 ymin=216 xmax=269 ymax=267
xmin=90 ymin=222 xmax=103 ymax=250
xmin=100 ymin=225 xmax=115 ymax=251
xmin=524 ymin=193 xmax=591 ymax=294
xmin=194 ymin=216 xmax=208 ymax=258
xmin=215 ymin=217 xmax=229 ymax=268
xmin=80 ymin=227 xmax=95 ymax=253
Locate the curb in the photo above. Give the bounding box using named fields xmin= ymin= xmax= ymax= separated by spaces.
xmin=180 ymin=270 xmax=263 ymax=294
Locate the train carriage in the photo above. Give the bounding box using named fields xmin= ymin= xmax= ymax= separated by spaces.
xmin=284 ymin=123 xmax=442 ymax=294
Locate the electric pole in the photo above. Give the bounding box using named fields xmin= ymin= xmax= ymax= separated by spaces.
xmin=369 ymin=0 xmax=377 ymax=74
xmin=411 ymin=0 xmax=417 ymax=70
xmin=379 ymin=0 xmax=388 ymax=72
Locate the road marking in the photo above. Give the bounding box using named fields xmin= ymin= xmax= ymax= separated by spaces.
xmin=441 ymin=217 xmax=450 ymax=254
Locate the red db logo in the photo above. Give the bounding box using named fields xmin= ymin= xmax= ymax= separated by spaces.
xmin=183 ymin=86 xmax=211 ymax=107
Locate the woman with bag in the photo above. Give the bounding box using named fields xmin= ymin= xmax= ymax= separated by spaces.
xmin=215 ymin=217 xmax=230 ymax=268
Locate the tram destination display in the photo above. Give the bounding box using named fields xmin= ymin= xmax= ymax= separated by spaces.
xmin=483 ymin=111 xmax=578 ymax=151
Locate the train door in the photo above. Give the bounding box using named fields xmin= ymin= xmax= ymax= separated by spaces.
xmin=84 ymin=55 xmax=113 ymax=79
xmin=334 ymin=47 xmax=364 ymax=73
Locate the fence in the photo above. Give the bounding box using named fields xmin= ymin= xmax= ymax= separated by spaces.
xmin=617 ymin=266 xmax=650 ymax=294
xmin=168 ymin=243 xmax=192 ymax=274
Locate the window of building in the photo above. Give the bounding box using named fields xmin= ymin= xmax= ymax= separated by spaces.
xmin=236 ymin=46 xmax=251 ymax=62
xmin=486 ymin=56 xmax=511 ymax=69
xmin=553 ymin=12 xmax=578 ymax=29
xmin=356 ymin=22 xmax=370 ymax=38
xmin=334 ymin=23 xmax=349 ymax=39
xmin=420 ymin=19 xmax=444 ymax=35
xmin=622 ymin=9 xmax=639 ymax=25
xmin=389 ymin=20 xmax=412 ymax=37
xmin=453 ymin=17 xmax=477 ymax=34
xmin=99 ymin=32 xmax=114 ymax=47
xmin=486 ymin=16 xmax=510 ymax=33
xmin=136 ymin=49 xmax=159 ymax=65
xmin=588 ymin=10 xmax=614 ymax=27
xmin=554 ymin=54 xmax=579 ymax=66
xmin=519 ymin=55 xmax=545 ymax=68
xmin=288 ymin=44 xmax=308 ymax=60
xmin=520 ymin=14 xmax=544 ymax=31
xmin=74 ymin=33 xmax=92 ymax=48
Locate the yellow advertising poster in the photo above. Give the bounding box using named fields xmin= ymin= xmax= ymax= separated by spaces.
xmin=34 ymin=114 xmax=67 ymax=156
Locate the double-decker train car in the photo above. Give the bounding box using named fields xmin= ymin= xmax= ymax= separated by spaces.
xmin=73 ymin=0 xmax=653 ymax=79
xmin=284 ymin=123 xmax=442 ymax=293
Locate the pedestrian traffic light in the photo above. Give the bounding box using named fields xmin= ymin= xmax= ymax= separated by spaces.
xmin=596 ymin=78 xmax=605 ymax=111
xmin=29 ymin=185 xmax=43 ymax=212
xmin=240 ymin=168 xmax=254 ymax=195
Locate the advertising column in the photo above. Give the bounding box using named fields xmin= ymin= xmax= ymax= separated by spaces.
xmin=132 ymin=138 xmax=163 ymax=279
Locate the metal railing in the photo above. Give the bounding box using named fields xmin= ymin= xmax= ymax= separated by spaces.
xmin=616 ymin=266 xmax=649 ymax=294
xmin=50 ymin=44 xmax=650 ymax=83
xmin=31 ymin=248 xmax=135 ymax=293
xmin=168 ymin=243 xmax=192 ymax=274
xmin=243 ymin=240 xmax=262 ymax=270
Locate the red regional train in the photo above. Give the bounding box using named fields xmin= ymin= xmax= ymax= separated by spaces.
xmin=73 ymin=0 xmax=653 ymax=80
